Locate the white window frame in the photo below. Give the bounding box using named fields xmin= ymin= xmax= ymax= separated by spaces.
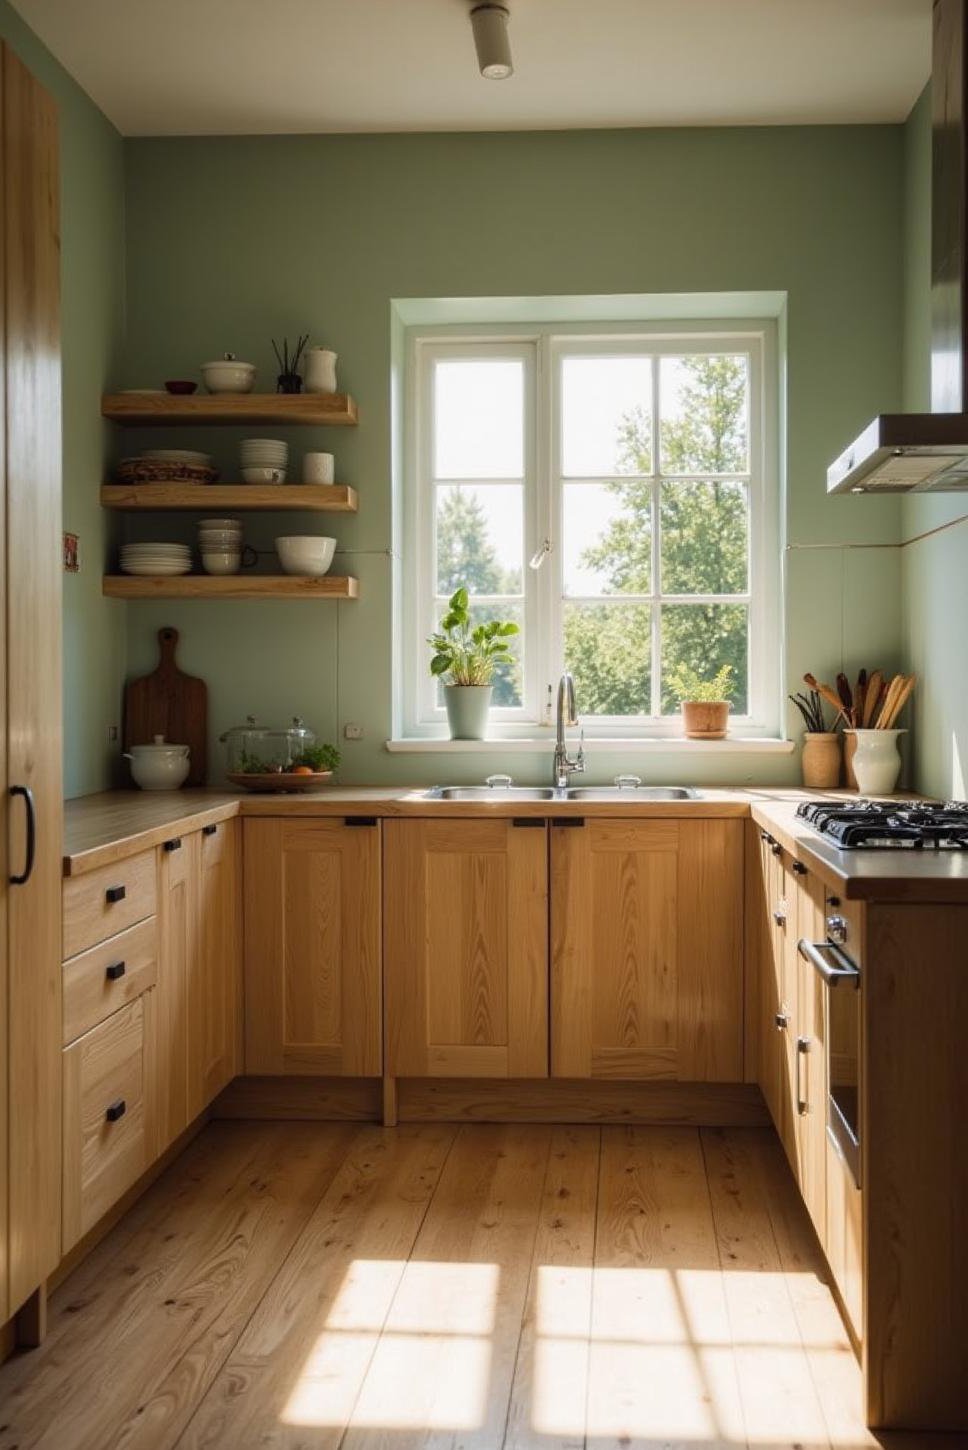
xmin=401 ymin=320 xmax=780 ymax=740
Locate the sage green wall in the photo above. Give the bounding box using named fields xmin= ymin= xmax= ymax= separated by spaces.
xmin=900 ymin=82 xmax=968 ymax=798
xmin=122 ymin=126 xmax=906 ymax=785
xmin=0 ymin=0 xmax=126 ymax=798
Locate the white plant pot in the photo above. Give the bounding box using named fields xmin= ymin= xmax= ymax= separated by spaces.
xmin=847 ymin=729 xmax=905 ymax=796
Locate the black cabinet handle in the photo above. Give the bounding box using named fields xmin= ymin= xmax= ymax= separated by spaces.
xmin=105 ymin=884 xmax=126 ymax=904
xmin=202 ymin=824 xmax=217 ymax=836
xmin=759 ymin=830 xmax=775 ymax=845
xmin=771 ymin=842 xmax=782 ymax=856
xmin=552 ymin=817 xmax=585 ymax=828
xmin=8 ymin=785 xmax=36 ymax=886
xmin=163 ymin=837 xmax=182 ymax=852
xmin=105 ymin=961 xmax=126 ymax=981
xmin=105 ymin=1099 xmax=126 ymax=1123
xmin=344 ymin=817 xmax=378 ymax=827
xmin=512 ymin=818 xmax=545 ymax=828
xmin=792 ymin=860 xmax=807 ymax=876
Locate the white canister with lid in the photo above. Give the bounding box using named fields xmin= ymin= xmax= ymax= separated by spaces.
xmin=124 ymin=734 xmax=191 ymax=791
xmin=303 ymin=347 xmax=338 ymax=395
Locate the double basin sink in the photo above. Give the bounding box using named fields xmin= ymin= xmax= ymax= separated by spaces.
xmin=422 ymin=784 xmax=700 ymax=802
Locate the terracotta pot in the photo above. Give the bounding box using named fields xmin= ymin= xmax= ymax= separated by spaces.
xmin=801 ymin=731 xmax=841 ymax=789
xmin=843 ymin=730 xmax=858 ymax=789
xmin=681 ymin=700 xmax=729 ymax=740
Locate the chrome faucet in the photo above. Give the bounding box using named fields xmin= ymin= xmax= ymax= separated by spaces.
xmin=553 ymin=673 xmax=585 ymax=788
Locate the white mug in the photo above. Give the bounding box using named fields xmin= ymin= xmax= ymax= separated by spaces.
xmin=303 ymin=451 xmax=335 ymax=485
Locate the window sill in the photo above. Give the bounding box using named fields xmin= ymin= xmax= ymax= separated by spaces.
xmin=386 ymin=736 xmax=795 ymax=755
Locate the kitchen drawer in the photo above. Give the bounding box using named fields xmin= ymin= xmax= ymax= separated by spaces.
xmin=62 ymin=996 xmax=147 ymax=1251
xmin=63 ymin=916 xmax=158 ymax=1045
xmin=63 ymin=848 xmax=157 ymax=959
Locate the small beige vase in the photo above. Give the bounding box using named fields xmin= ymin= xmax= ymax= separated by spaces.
xmin=801 ymin=731 xmax=841 ymax=790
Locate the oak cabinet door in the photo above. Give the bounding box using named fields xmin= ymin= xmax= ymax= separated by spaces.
xmin=151 ymin=832 xmax=196 ymax=1154
xmin=795 ymin=862 xmax=827 ymax=1241
xmin=551 ymin=818 xmax=743 ymax=1081
xmin=384 ymin=819 xmax=548 ymax=1078
xmin=244 ymin=819 xmax=382 ymax=1076
xmin=188 ymin=820 xmax=241 ymax=1116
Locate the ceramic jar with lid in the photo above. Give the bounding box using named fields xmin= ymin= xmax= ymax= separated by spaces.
xmin=124 ymin=735 xmax=191 ymax=791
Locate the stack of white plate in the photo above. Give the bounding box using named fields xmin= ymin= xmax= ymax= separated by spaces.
xmin=120 ymin=543 xmax=193 ymax=577
xmin=240 ymin=438 xmax=288 ymax=484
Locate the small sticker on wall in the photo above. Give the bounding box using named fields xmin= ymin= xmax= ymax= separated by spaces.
xmin=63 ymin=532 xmax=79 ymax=572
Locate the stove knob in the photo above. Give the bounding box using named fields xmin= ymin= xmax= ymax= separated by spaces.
xmin=826 ymin=914 xmax=848 ymax=945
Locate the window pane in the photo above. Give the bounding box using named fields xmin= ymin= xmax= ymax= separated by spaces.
xmin=434 ymin=359 xmax=523 ymax=478
xmin=561 ymin=357 xmax=652 ymax=477
xmin=563 ymin=482 xmax=651 ymax=596
xmin=564 ymin=603 xmax=651 ymax=716
xmin=436 ymin=484 xmax=523 ymax=597
xmin=433 ymin=600 xmax=524 ymax=709
xmin=660 ymin=604 xmax=748 ymax=715
xmin=659 ymin=355 xmax=749 ymax=474
xmin=660 ymin=481 xmax=748 ymax=594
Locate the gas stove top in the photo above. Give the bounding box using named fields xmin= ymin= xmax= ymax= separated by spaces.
xmin=796 ymin=799 xmax=968 ymax=849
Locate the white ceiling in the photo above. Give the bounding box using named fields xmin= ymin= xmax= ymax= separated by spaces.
xmin=13 ymin=0 xmax=932 ymax=137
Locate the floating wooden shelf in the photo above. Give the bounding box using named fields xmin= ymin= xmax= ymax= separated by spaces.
xmin=101 ymin=392 xmax=358 ymax=427
xmin=101 ymin=483 xmax=358 ymax=513
xmin=102 ymin=575 xmax=358 ymax=601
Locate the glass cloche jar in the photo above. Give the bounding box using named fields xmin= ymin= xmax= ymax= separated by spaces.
xmin=218 ymin=715 xmax=316 ymax=775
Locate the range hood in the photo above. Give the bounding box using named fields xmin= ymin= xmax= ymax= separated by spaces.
xmin=828 ymin=0 xmax=968 ymax=494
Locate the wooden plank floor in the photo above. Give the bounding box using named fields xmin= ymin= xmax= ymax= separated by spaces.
xmin=0 ymin=1122 xmax=964 ymax=1450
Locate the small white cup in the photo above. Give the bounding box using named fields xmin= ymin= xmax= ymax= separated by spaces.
xmin=303 ymin=451 xmax=335 ymax=485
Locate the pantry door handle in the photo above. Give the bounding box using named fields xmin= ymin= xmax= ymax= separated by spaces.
xmin=8 ymin=785 xmax=36 ymax=885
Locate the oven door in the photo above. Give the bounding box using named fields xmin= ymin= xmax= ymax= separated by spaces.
xmin=797 ymin=937 xmax=861 ymax=1186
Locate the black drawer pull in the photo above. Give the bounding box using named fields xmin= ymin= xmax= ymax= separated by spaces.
xmin=552 ymin=817 xmax=585 ymax=828
xmin=163 ymin=837 xmax=182 ymax=852
xmin=792 ymin=860 xmax=807 ymax=876
xmin=759 ymin=831 xmax=775 ymax=845
xmin=512 ymin=817 xmax=545 ymax=828
xmin=344 ymin=816 xmax=378 ymax=827
xmin=202 ymin=824 xmax=218 ymax=836
xmin=771 ymin=842 xmax=782 ymax=856
xmin=105 ymin=961 xmax=126 ymax=981
xmin=105 ymin=885 xmax=126 ymax=904
xmin=105 ymin=1099 xmax=126 ymax=1123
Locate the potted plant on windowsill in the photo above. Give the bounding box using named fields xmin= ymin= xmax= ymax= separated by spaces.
xmin=675 ymin=664 xmax=735 ymax=740
xmin=428 ymin=586 xmax=519 ymax=741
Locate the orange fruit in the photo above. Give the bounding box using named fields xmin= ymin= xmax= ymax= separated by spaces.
xmin=291 ymin=764 xmax=313 ymax=776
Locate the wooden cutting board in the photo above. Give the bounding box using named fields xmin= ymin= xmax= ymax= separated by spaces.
xmin=123 ymin=627 xmax=208 ymax=786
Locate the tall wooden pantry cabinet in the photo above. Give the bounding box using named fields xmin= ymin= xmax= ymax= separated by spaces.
xmin=0 ymin=43 xmax=63 ymax=1338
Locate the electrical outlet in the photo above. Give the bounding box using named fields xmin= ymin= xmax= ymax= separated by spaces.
xmin=343 ymin=722 xmax=363 ymax=741
xmin=63 ymin=532 xmax=79 ymax=572
xmin=107 ymin=724 xmax=118 ymax=744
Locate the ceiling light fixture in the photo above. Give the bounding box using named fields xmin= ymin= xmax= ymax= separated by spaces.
xmin=470 ymin=3 xmax=513 ymax=80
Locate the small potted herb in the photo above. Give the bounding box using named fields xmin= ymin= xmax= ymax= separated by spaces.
xmin=428 ymin=586 xmax=518 ymax=740
xmin=675 ymin=664 xmax=735 ymax=740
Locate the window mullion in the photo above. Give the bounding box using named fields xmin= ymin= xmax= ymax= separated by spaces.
xmin=650 ymin=357 xmax=662 ymax=719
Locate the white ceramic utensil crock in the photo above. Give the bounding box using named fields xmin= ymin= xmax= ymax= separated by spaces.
xmin=848 ymin=728 xmax=906 ymax=795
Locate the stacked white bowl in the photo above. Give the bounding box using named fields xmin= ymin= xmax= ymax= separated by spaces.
xmin=197 ymin=517 xmax=243 ymax=575
xmin=240 ymin=438 xmax=288 ymax=484
xmin=120 ymin=542 xmax=192 ymax=577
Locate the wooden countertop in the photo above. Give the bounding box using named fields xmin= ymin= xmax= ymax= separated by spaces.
xmin=63 ymin=786 xmax=968 ymax=901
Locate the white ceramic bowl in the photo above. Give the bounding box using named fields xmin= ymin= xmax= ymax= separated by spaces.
xmin=201 ymin=551 xmax=241 ymax=576
xmin=202 ymin=360 xmax=255 ymax=394
xmin=275 ymin=535 xmax=336 ymax=577
xmin=242 ymin=466 xmax=286 ymax=485
xmin=124 ymin=738 xmax=190 ymax=791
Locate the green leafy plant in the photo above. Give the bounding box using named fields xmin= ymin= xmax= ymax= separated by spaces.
xmin=672 ymin=663 xmax=735 ymax=704
xmin=428 ymin=586 xmax=519 ymax=687
xmin=291 ymin=743 xmax=341 ymax=773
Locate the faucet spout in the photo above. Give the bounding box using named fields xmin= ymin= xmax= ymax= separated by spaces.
xmin=553 ymin=673 xmax=585 ymax=788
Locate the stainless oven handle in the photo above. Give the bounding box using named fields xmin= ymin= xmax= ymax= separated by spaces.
xmin=797 ymin=937 xmax=860 ymax=987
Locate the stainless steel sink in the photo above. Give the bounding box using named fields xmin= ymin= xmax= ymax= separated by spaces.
xmin=420 ymin=784 xmax=700 ymax=802
xmin=423 ymin=786 xmax=559 ymax=801
xmin=564 ymin=785 xmax=700 ymax=801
